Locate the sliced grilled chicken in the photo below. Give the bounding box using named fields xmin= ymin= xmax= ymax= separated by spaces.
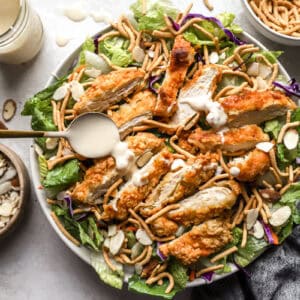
xmin=150 ymin=217 xmax=179 ymax=237
xmin=140 ymin=153 xmax=219 ymax=217
xmin=74 ymin=69 xmax=145 ymax=114
xmin=219 ymin=90 xmax=296 ymax=128
xmin=228 ymin=148 xmax=270 ymax=182
xmin=154 ymin=35 xmax=195 ymax=117
xmin=188 ymin=124 xmax=269 ymax=153
xmin=167 ymin=182 xmax=239 ymax=226
xmin=159 ymin=219 xmax=232 ymax=265
xmin=71 ymin=132 xmax=163 ymax=203
xmin=102 ymin=149 xmax=174 ymax=221
xmin=170 ymin=65 xmax=221 ymax=127
xmin=111 ymin=90 xmax=156 ymax=127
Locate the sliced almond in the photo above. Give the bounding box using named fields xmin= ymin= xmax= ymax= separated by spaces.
xmin=136 ymin=229 xmax=152 ymax=246
xmin=84 ymin=68 xmax=102 ymax=78
xmin=209 ymin=51 xmax=219 ymax=64
xmin=108 ymin=224 xmax=117 ymax=237
xmin=109 ymin=230 xmax=125 ymax=255
xmin=247 ymin=62 xmax=260 ymax=76
xmin=70 ymin=81 xmax=85 ymax=101
xmin=46 ymin=138 xmax=59 ymax=150
xmin=53 ymin=84 xmax=69 ymax=101
xmin=136 ymin=151 xmax=153 ymax=168
xmin=246 ymin=208 xmax=259 ymax=230
xmin=258 ymin=63 xmax=272 ymax=80
xmin=2 ymin=99 xmax=17 ymax=122
xmin=132 ymin=46 xmax=145 ymax=63
xmin=256 ymin=142 xmax=274 ymax=153
xmin=256 ymin=76 xmax=268 ymax=90
xmin=252 ymin=221 xmax=264 ymax=239
xmin=269 ymin=206 xmax=291 ymax=227
xmin=283 ymin=129 xmax=299 ymax=150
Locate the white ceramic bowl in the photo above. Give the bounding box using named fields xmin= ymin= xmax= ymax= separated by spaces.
xmin=30 ymin=27 xmax=291 ymax=289
xmin=241 ymin=0 xmax=300 ymax=46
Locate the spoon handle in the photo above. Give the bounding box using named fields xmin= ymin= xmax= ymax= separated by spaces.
xmin=0 ymin=130 xmax=46 ymax=138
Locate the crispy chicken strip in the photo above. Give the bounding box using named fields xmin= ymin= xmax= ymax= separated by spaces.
xmin=150 ymin=217 xmax=179 ymax=237
xmin=170 ymin=65 xmax=222 ymax=127
xmin=159 ymin=219 xmax=232 ymax=265
xmin=111 ymin=90 xmax=156 ymax=127
xmin=188 ymin=124 xmax=270 ymax=153
xmin=71 ymin=133 xmax=163 ymax=203
xmin=102 ymin=149 xmax=174 ymax=221
xmin=219 ymin=90 xmax=296 ymax=127
xmin=154 ymin=35 xmax=195 ymax=117
xmin=74 ymin=69 xmax=145 ymax=114
xmin=167 ymin=182 xmax=240 ymax=226
xmin=228 ymin=148 xmax=270 ymax=182
xmin=140 ymin=153 xmax=219 ymax=217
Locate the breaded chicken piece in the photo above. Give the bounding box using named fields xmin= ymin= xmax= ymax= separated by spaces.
xmin=102 ymin=149 xmax=174 ymax=221
xmin=170 ymin=65 xmax=222 ymax=127
xmin=188 ymin=124 xmax=269 ymax=153
xmin=154 ymin=35 xmax=195 ymax=117
xmin=228 ymin=148 xmax=270 ymax=182
xmin=219 ymin=90 xmax=296 ymax=127
xmin=71 ymin=133 xmax=163 ymax=203
xmin=140 ymin=153 xmax=219 ymax=217
xmin=167 ymin=182 xmax=240 ymax=226
xmin=159 ymin=219 xmax=232 ymax=265
xmin=74 ymin=69 xmax=145 ymax=114
xmin=111 ymin=90 xmax=156 ymax=127
xmin=150 ymin=217 xmax=179 ymax=237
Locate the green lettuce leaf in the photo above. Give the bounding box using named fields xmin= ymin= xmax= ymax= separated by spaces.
xmin=264 ymin=119 xmax=283 ymax=139
xmin=249 ymin=51 xmax=283 ymax=64
xmin=183 ymin=13 xmax=242 ymax=46
xmin=128 ymin=274 xmax=182 ymax=299
xmin=130 ymin=0 xmax=178 ymax=31
xmin=168 ymin=260 xmax=188 ymax=289
xmin=43 ymin=159 xmax=82 ymax=197
xmin=91 ymin=253 xmax=124 ymax=289
xmin=234 ymin=234 xmax=268 ymax=267
xmin=88 ymin=216 xmax=103 ymax=248
xmin=78 ymin=37 xmax=96 ymax=66
xmin=78 ymin=223 xmax=99 ymax=251
xmin=125 ymin=231 xmax=136 ymax=248
xmin=38 ymin=155 xmax=48 ymax=180
xmin=99 ymin=36 xmax=133 ymax=67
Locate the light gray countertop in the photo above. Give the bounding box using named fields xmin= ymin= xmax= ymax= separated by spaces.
xmin=0 ymin=1 xmax=299 ymax=299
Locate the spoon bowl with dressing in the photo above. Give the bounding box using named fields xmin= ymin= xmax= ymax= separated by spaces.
xmin=0 ymin=112 xmax=120 ymax=159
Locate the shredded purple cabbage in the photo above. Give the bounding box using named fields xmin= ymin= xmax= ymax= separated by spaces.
xmin=261 ymin=221 xmax=274 ymax=244
xmin=273 ymin=78 xmax=300 ymax=98
xmin=168 ymin=14 xmax=245 ymax=45
xmin=296 ymin=157 xmax=300 ymax=165
xmin=149 ymin=75 xmax=161 ymax=94
xmin=195 ymin=52 xmax=204 ymax=63
xmin=156 ymin=242 xmax=167 ymax=261
xmin=201 ymin=271 xmax=214 ymax=282
xmin=63 ymin=195 xmax=74 ymax=217
xmin=93 ymin=33 xmax=101 ymax=54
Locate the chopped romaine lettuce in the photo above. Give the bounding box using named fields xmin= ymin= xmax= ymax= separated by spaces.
xmin=88 ymin=216 xmax=103 ymax=248
xmin=91 ymin=253 xmax=124 ymax=289
xmin=38 ymin=155 xmax=48 ymax=180
xmin=43 ymin=159 xmax=82 ymax=197
xmin=78 ymin=222 xmax=99 ymax=251
xmin=249 ymin=50 xmax=283 ymax=64
xmin=264 ymin=119 xmax=283 ymax=139
xmin=130 ymin=0 xmax=178 ymax=31
xmin=168 ymin=260 xmax=188 ymax=289
xmin=99 ymin=36 xmax=133 ymax=67
xmin=183 ymin=13 xmax=242 ymax=46
xmin=125 ymin=231 xmax=136 ymax=248
xmin=128 ymin=274 xmax=181 ymax=299
xmin=78 ymin=37 xmax=96 ymax=66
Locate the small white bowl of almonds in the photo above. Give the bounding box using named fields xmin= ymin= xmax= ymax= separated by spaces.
xmin=0 ymin=144 xmax=29 ymax=239
xmin=242 ymin=0 xmax=300 ymax=46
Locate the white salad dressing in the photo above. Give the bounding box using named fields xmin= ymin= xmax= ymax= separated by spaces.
xmin=171 ymin=159 xmax=186 ymax=171
xmin=181 ymin=93 xmax=228 ymax=128
xmin=55 ymin=34 xmax=71 ymax=47
xmin=217 ymin=127 xmax=229 ymax=144
xmin=230 ymin=166 xmax=240 ymax=177
xmin=0 ymin=0 xmax=20 ymax=35
xmin=63 ymin=2 xmax=88 ymax=22
xmin=66 ymin=114 xmax=134 ymax=172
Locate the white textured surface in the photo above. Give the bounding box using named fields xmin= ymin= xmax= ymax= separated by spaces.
xmin=0 ymin=1 xmax=299 ymax=299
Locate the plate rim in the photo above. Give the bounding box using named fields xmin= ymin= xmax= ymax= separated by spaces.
xmin=30 ymin=27 xmax=291 ymax=288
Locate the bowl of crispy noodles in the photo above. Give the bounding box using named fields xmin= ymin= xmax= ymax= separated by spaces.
xmin=242 ymin=0 xmax=300 ymax=46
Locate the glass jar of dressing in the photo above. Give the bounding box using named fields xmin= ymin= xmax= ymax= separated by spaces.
xmin=0 ymin=0 xmax=44 ymax=64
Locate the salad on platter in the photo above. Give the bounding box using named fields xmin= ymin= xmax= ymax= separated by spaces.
xmin=22 ymin=0 xmax=300 ymax=298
